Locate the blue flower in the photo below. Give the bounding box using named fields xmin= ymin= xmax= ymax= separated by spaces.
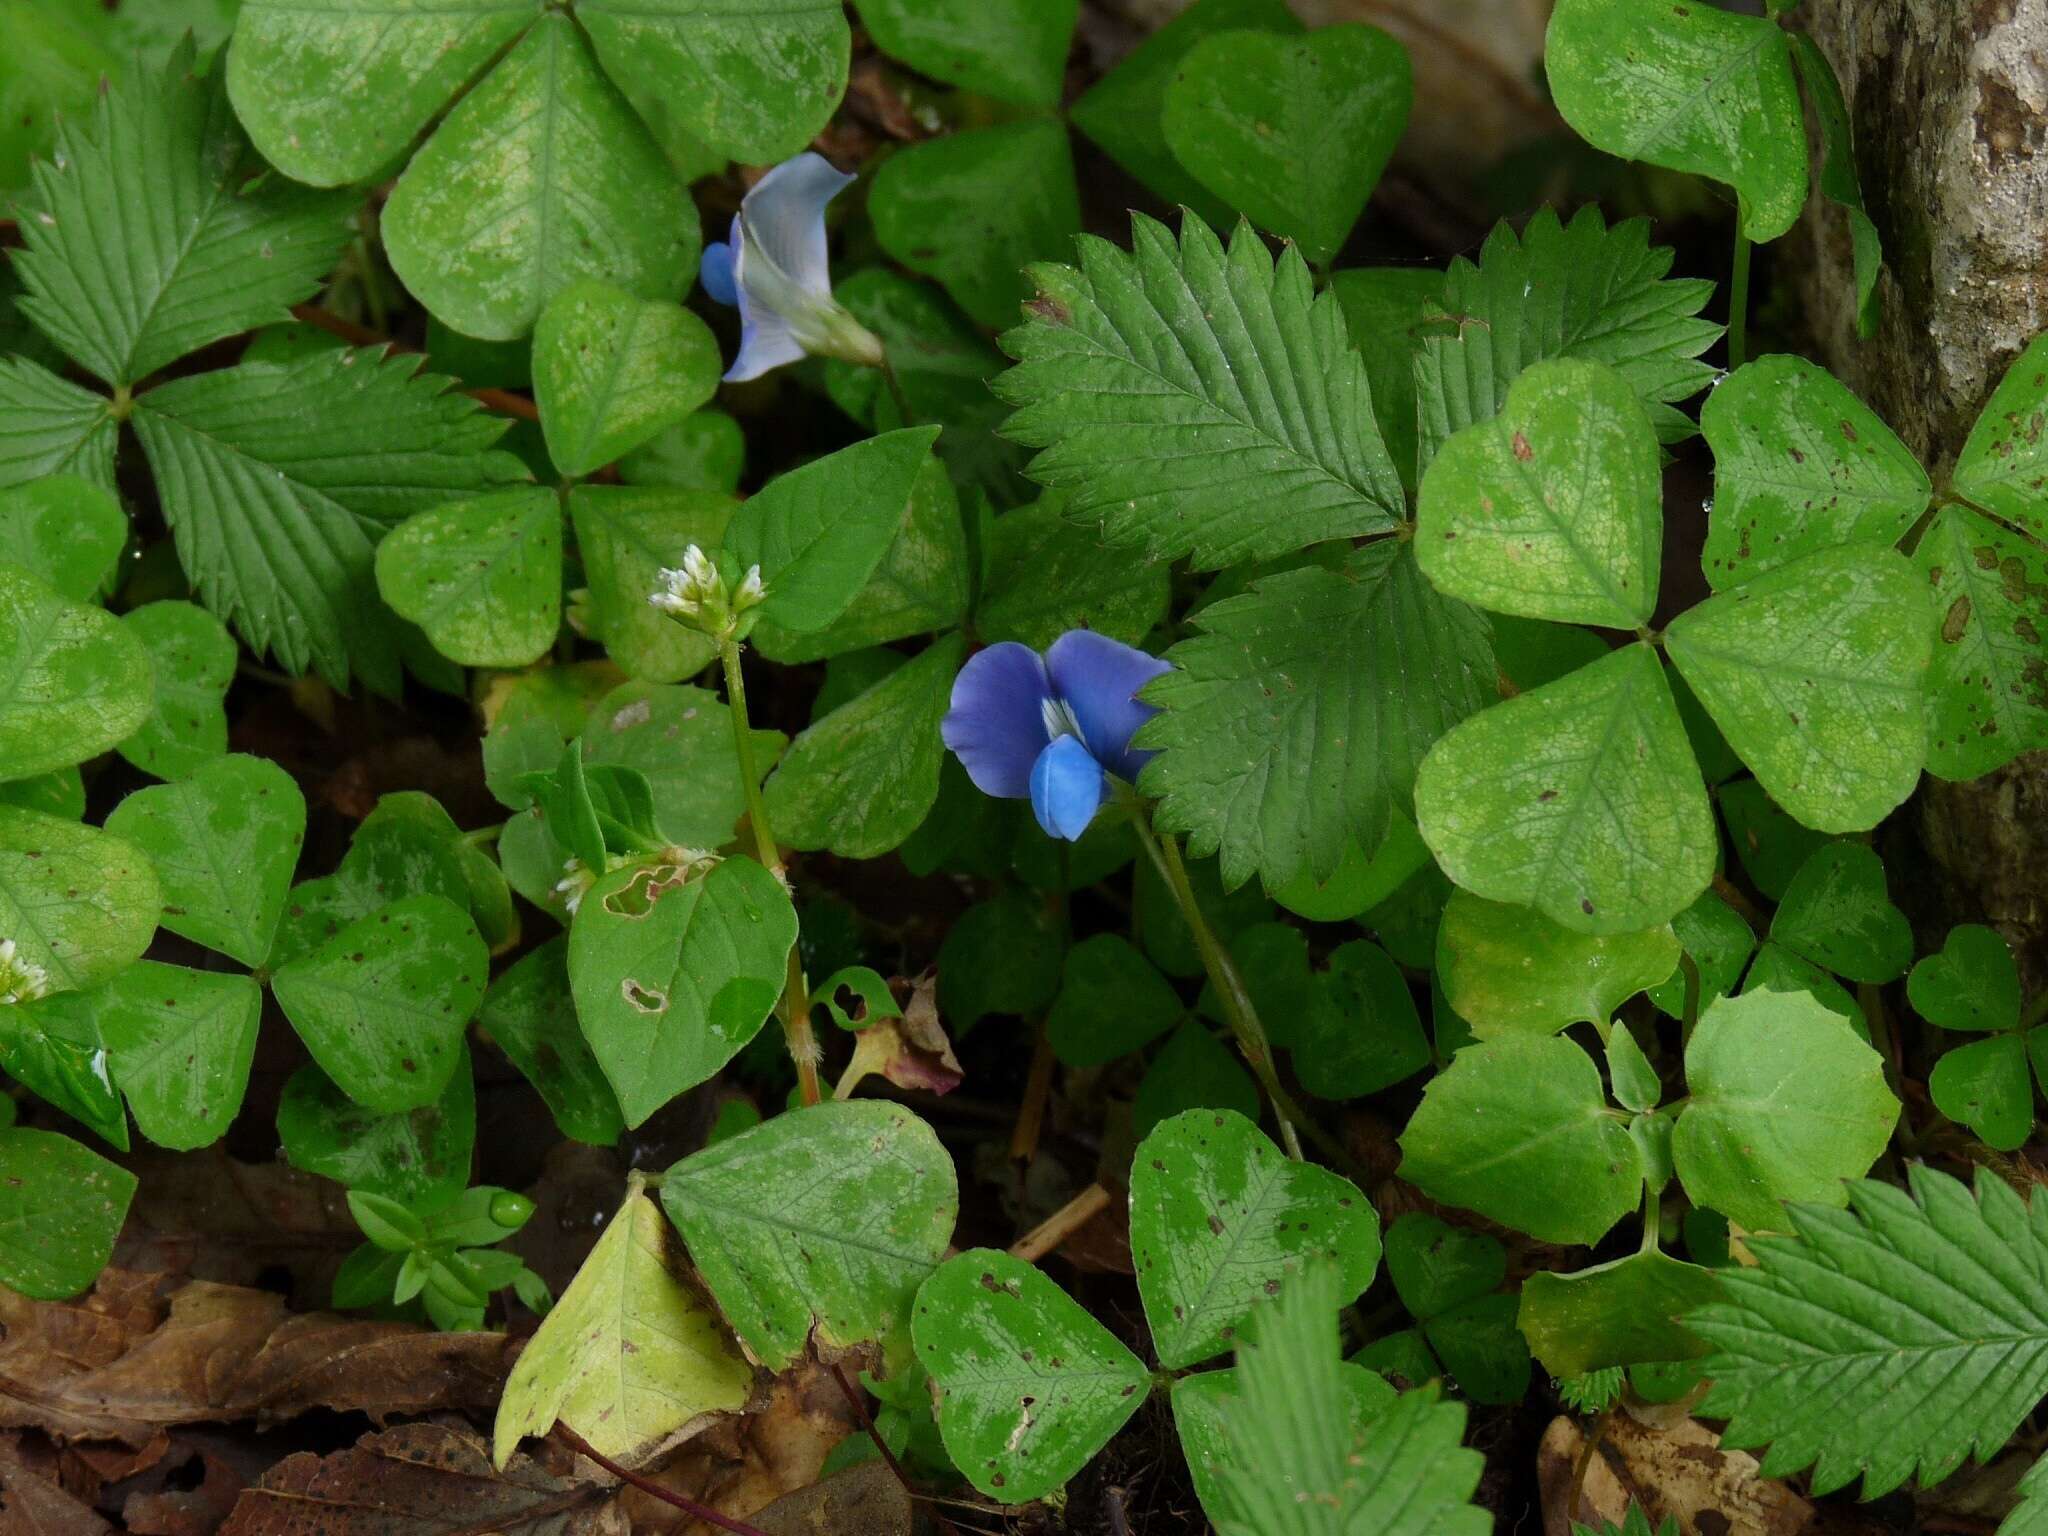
xmin=700 ymin=153 xmax=884 ymax=383
xmin=941 ymin=631 xmax=1171 ymax=841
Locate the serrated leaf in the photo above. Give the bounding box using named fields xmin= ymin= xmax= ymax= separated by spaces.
xmin=271 ymin=893 xmax=488 ymax=1113
xmin=1665 ymin=544 xmax=1930 ymax=833
xmin=1416 ymin=643 xmax=1714 ymax=934
xmin=660 ymin=1100 xmax=957 ymax=1371
xmin=277 ymin=1053 xmax=475 ymax=1209
xmin=0 ymin=475 xmax=125 ymax=601
xmin=1690 ymin=1164 xmax=2048 ymax=1497
xmin=1545 ymin=0 xmax=1805 ymax=242
xmin=0 ymin=357 xmax=117 ymax=490
xmin=1398 ymin=1033 xmax=1641 ymax=1246
xmin=1204 ymin=1263 xmax=1489 ymax=1536
xmin=1952 ymin=332 xmax=2048 ymax=539
xmin=1517 ymin=1249 xmax=1721 ymax=1376
xmin=0 ymin=806 xmax=159 ymax=993
xmin=1141 ymin=543 xmax=1493 ymax=892
xmin=871 ymin=120 xmax=1081 ymax=331
xmin=226 ymin=0 xmax=535 ymax=186
xmin=574 ymin=0 xmax=848 ymax=166
xmin=1700 ymin=355 xmax=1929 ymax=590
xmin=1172 ymin=1361 xmax=1397 ymax=1532
xmin=996 ymin=212 xmax=1404 ymax=567
xmin=977 ymin=500 xmax=1168 ymax=652
xmin=1768 ymin=841 xmax=1911 ymax=984
xmin=1436 ymin=888 xmax=1679 ymax=1037
xmin=1132 ymin=1108 xmax=1380 ymax=1370
xmin=2002 ymin=1455 xmax=2048 ymax=1536
xmin=13 ymin=46 xmax=355 ymax=386
xmin=534 ymin=281 xmax=719 ymax=478
xmin=493 ymin=1182 xmax=752 ymax=1469
xmin=132 ymin=347 xmax=520 ymax=690
xmin=762 ymin=633 xmax=961 ymax=860
xmin=725 ymin=427 xmax=940 ymax=635
xmin=852 ymin=0 xmax=1075 ymax=108
xmin=115 ymin=601 xmax=236 ymax=781
xmin=478 ymin=936 xmax=624 ymax=1147
xmin=1673 ymin=989 xmax=1898 ymax=1232
xmin=912 ymin=1249 xmax=1151 ymax=1503
xmin=376 ymin=488 xmax=562 ymax=668
xmin=103 ymin=753 xmax=305 ymax=968
xmin=1161 ymin=24 xmax=1409 ymax=267
xmin=1414 ymin=206 xmax=1719 ymax=463
xmin=0 ymin=562 xmax=154 ymax=778
xmin=383 ymin=16 xmax=697 ymax=342
xmin=567 ymin=854 xmax=796 ymax=1128
xmin=97 ymin=962 xmax=261 ymax=1151
xmin=0 ymin=1127 xmax=136 ymax=1299
xmin=1417 ymin=356 xmax=1662 ymax=627
xmin=580 ymin=681 xmax=782 ymax=850
xmin=1915 ymin=504 xmax=2048 ymax=779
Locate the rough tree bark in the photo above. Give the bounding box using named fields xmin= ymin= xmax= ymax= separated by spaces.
xmin=1797 ymin=1 xmax=2048 ymax=974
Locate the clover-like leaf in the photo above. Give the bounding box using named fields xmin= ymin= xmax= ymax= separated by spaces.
xmin=1666 ymin=544 xmax=1930 ymax=833
xmin=478 ymin=937 xmax=624 ymax=1147
xmin=1928 ymin=1033 xmax=2034 ymax=1152
xmin=660 ymin=1100 xmax=957 ymax=1371
xmin=1915 ymin=504 xmax=2048 ymax=780
xmin=1415 ymin=643 xmax=1715 ymax=935
xmin=534 ymin=281 xmax=720 ymax=479
xmin=852 ymin=0 xmax=1075 ymax=108
xmin=1768 ymin=841 xmax=1911 ymax=984
xmin=0 ymin=475 xmax=125 ymax=601
xmin=0 ymin=807 xmax=159 ymax=994
xmin=912 ymin=1249 xmax=1151 ymax=1503
xmin=277 ymin=1053 xmax=475 ymax=1210
xmin=1911 ymin=924 xmax=2022 ymax=1034
xmin=0 ymin=563 xmax=154 ymax=779
xmin=103 ymin=754 xmax=305 ymax=969
xmin=0 ymin=1128 xmax=137 ymax=1300
xmin=376 ymin=489 xmax=562 ymax=669
xmin=1418 ymin=357 xmax=1661 ymax=627
xmin=98 ymin=962 xmax=262 ymax=1151
xmin=115 ymin=602 xmax=237 ymax=782
xmin=1436 ymin=889 xmax=1679 ymax=1037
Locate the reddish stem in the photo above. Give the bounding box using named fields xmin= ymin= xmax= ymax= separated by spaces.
xmin=550 ymin=1423 xmax=773 ymax=1536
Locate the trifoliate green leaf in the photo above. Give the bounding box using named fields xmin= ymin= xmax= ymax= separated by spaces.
xmin=1132 ymin=1108 xmax=1381 ymax=1370
xmin=0 ymin=475 xmax=124 ymax=601
xmin=1929 ymin=1033 xmax=2034 ymax=1152
xmin=762 ymin=632 xmax=962 ymax=860
xmin=852 ymin=0 xmax=1075 ymax=108
xmin=661 ymin=1100 xmax=957 ymax=1371
xmin=1700 ymin=355 xmax=1928 ymax=591
xmin=1690 ymin=1164 xmax=2048 ymax=1497
xmin=913 ymin=1250 xmax=1151 ymax=1502
xmin=493 ymin=1181 xmax=752 ymax=1469
xmin=478 ymin=937 xmax=623 ymax=1146
xmin=1545 ymin=0 xmax=1806 ymax=243
xmin=1417 ymin=357 xmax=1662 ymax=627
xmin=0 ymin=806 xmax=159 ymax=993
xmin=1398 ymin=1033 xmax=1641 ymax=1246
xmin=567 ymin=854 xmax=796 ymax=1127
xmin=12 ymin=44 xmax=355 ymax=387
xmin=98 ymin=962 xmax=261 ymax=1151
xmin=375 ymin=488 xmax=562 ymax=668
xmin=115 ymin=601 xmax=236 ymax=781
xmin=132 ymin=347 xmax=521 ymax=690
xmin=0 ymin=563 xmax=154 ymax=779
xmin=277 ymin=1054 xmax=475 ymax=1210
xmin=0 ymin=358 xmax=116 ymax=490
xmin=1910 ymin=923 xmax=2021 ymax=1033
xmin=534 ymin=281 xmax=719 ymax=478
xmin=1416 ymin=644 xmax=1714 ymax=934
xmin=1644 ymin=890 xmax=1756 ymax=1020
xmin=996 ymin=212 xmax=1405 ymax=567
xmin=271 ymin=893 xmax=488 ymax=1113
xmin=1414 ymin=206 xmax=1718 ymax=463
xmin=1665 ymin=544 xmax=1930 ymax=833
xmin=1160 ymin=24 xmax=1410 ymax=268
xmin=872 ymin=120 xmax=1080 ymax=331
xmin=103 ymin=753 xmax=306 ymax=969
xmin=1673 ymin=989 xmax=1898 ymax=1232
xmin=1768 ymin=841 xmax=1911 ymax=984
xmin=977 ymin=497 xmax=1169 ymax=651
xmin=0 ymin=1127 xmax=136 ymax=1300
xmin=1435 ymin=889 xmax=1679 ymax=1037
xmin=0 ymin=990 xmax=126 ymax=1147
xmin=1915 ymin=504 xmax=2048 ymax=779
xmin=1952 ymin=332 xmax=2048 ymax=539
xmin=383 ymin=16 xmax=696 ymax=342
xmin=1045 ymin=933 xmax=1185 ymax=1068
xmin=1790 ymin=34 xmax=1883 ymax=339
xmin=1141 ymin=543 xmax=1493 ymax=892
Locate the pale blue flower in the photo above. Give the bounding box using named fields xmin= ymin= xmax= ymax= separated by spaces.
xmin=941 ymin=631 xmax=1170 ymax=841
xmin=700 ymin=153 xmax=884 ymax=382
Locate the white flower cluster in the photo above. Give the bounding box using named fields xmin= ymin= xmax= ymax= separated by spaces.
xmin=647 ymin=545 xmax=766 ymax=641
xmin=0 ymin=938 xmax=50 ymax=1006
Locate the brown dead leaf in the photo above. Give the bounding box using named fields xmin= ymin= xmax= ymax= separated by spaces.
xmin=219 ymin=1421 xmax=623 ymax=1535
xmin=0 ymin=1442 xmax=114 ymax=1536
xmin=745 ymin=1460 xmax=912 ymax=1536
xmin=0 ymin=1270 xmax=513 ymax=1446
xmin=122 ymin=1452 xmax=244 ymax=1536
xmin=1538 ymin=1413 xmax=1813 ymax=1536
xmin=833 ymin=972 xmax=963 ymax=1099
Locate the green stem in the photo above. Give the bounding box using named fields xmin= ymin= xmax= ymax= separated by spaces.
xmin=1678 ymin=950 xmax=1703 ymax=1045
xmin=1130 ymin=807 xmax=1346 ymax=1170
xmin=1728 ymin=230 xmax=1753 ymax=372
xmin=462 ymin=821 xmax=504 ymax=847
xmin=879 ymin=350 xmax=917 ymax=427
xmin=717 ymin=635 xmax=822 ymax=1107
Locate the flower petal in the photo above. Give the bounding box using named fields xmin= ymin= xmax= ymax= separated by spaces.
xmin=700 ymin=238 xmax=738 ymax=308
xmin=738 ymin=152 xmax=852 ymax=301
xmin=941 ymin=642 xmax=1053 ymax=799
xmin=724 ymin=309 xmax=808 ymax=383
xmin=1046 ymin=629 xmax=1171 ymax=782
xmin=1030 ymin=735 xmax=1105 ymax=841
